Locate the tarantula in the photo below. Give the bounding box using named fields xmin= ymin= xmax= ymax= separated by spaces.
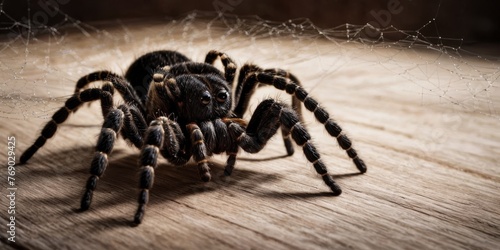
xmin=20 ymin=50 xmax=367 ymax=224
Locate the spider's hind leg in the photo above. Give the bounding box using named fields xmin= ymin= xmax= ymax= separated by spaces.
xmin=80 ymin=107 xmax=125 ymax=211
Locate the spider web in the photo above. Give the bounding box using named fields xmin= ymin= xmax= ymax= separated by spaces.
xmin=0 ymin=0 xmax=499 ymax=122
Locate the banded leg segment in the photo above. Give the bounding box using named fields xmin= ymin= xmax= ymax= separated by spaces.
xmin=223 ymin=140 xmax=239 ymax=177
xmin=134 ymin=118 xmax=166 ymax=224
xmin=233 ymin=65 xmax=305 ymax=156
xmin=230 ymin=99 xmax=342 ymax=195
xmin=262 ymin=68 xmax=304 ymax=119
xmin=233 ymin=64 xmax=262 ymax=117
xmin=204 ymin=50 xmax=237 ymax=85
xmin=20 ymin=88 xmax=114 ymax=164
xmin=119 ymin=104 xmax=146 ymax=149
xmin=74 ymin=71 xmax=145 ymax=114
xmin=80 ymin=108 xmax=125 ymax=211
xmin=134 ymin=117 xmax=193 ymax=224
xmin=264 ymin=68 xmax=304 ymax=156
xmin=74 ymin=70 xmax=121 ymax=94
xmin=233 ymin=66 xmax=304 ymax=118
xmin=159 ymin=120 xmax=191 ymax=166
xmin=186 ymin=123 xmax=211 ymax=182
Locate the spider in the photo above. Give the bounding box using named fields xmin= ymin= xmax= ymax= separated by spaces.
xmin=20 ymin=50 xmax=367 ymax=224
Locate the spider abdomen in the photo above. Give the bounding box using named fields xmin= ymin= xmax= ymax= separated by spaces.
xmin=125 ymin=50 xmax=191 ymax=104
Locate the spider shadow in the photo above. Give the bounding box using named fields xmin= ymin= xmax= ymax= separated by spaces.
xmin=237 ymin=154 xmax=291 ymax=162
xmin=256 ymin=172 xmax=365 ymax=200
xmin=20 ymin=144 xmax=281 ymax=228
xmin=238 ymin=152 xmax=365 ymax=198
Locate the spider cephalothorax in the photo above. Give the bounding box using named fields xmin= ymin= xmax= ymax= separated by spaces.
xmin=20 ymin=50 xmax=367 ymax=224
xmin=168 ymin=74 xmax=232 ymax=122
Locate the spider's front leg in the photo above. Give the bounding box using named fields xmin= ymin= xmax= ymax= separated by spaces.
xmin=134 ymin=118 xmax=164 ymax=224
xmin=133 ymin=118 xmax=203 ymax=224
xmin=80 ymin=101 xmax=147 ymax=211
xmin=229 ymin=99 xmax=342 ymax=195
xmin=232 ymin=65 xmax=304 ymax=156
xmin=80 ymin=107 xmax=126 ymax=211
xmin=186 ymin=123 xmax=212 ymax=182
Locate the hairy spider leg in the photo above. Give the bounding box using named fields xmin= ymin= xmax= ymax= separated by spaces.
xmin=158 ymin=119 xmax=191 ymax=166
xmin=263 ymin=68 xmax=304 ymax=119
xmin=134 ymin=118 xmax=164 ymax=224
xmin=221 ymin=118 xmax=247 ymax=176
xmin=74 ymin=70 xmax=120 ymax=94
xmin=241 ymin=72 xmax=367 ymax=174
xmin=73 ymin=73 xmax=147 ymax=148
xmin=186 ymin=123 xmax=212 ymax=182
xmin=232 ymin=65 xmax=306 ymax=156
xmin=228 ymin=99 xmax=343 ymax=195
xmin=263 ymin=68 xmax=305 ymax=156
xmin=144 ymin=72 xmax=180 ymax=121
xmin=20 ymin=86 xmax=114 ymax=164
xmin=204 ymin=50 xmax=237 ymax=85
xmin=134 ymin=117 xmax=201 ymax=224
xmin=203 ymin=51 xmax=302 ymax=117
xmin=80 ymin=107 xmax=125 ymax=211
xmin=73 ymin=71 xmax=146 ymax=114
xmin=119 ymin=104 xmax=147 ymax=149
xmin=233 ymin=66 xmax=302 ymax=116
xmin=19 ymin=84 xmax=146 ymax=211
xmin=233 ymin=63 xmax=263 ymax=116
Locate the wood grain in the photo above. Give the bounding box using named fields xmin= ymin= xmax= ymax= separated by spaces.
xmin=1 ymin=20 xmax=499 ymax=249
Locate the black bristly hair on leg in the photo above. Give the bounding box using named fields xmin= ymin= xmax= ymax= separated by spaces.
xmin=74 ymin=70 xmax=120 ymax=94
xmin=186 ymin=123 xmax=212 ymax=182
xmin=232 ymin=65 xmax=306 ymax=156
xmin=80 ymin=108 xmax=125 ymax=211
xmin=73 ymin=71 xmax=146 ymax=115
xmin=134 ymin=118 xmax=166 ymax=224
xmin=119 ymin=104 xmax=145 ymax=149
xmin=134 ymin=116 xmax=194 ymax=224
xmin=233 ymin=66 xmax=304 ymax=118
xmin=204 ymin=50 xmax=237 ymax=85
xmin=20 ymin=88 xmax=114 ymax=164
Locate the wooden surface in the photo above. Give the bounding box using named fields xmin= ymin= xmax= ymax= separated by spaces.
xmin=1 ymin=20 xmax=499 ymax=249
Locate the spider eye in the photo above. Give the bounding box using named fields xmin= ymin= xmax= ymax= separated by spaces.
xmin=200 ymin=91 xmax=211 ymax=105
xmin=216 ymin=90 xmax=229 ymax=103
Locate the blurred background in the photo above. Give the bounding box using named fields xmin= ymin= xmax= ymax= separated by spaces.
xmin=1 ymin=0 xmax=499 ymax=44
